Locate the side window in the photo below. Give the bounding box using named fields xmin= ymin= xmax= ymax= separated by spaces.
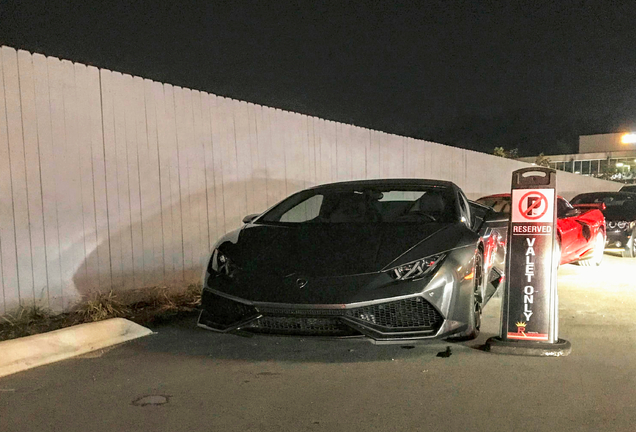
xmin=280 ymin=195 xmax=324 ymax=223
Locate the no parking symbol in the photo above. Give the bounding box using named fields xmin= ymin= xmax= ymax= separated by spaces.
xmin=511 ymin=189 xmax=554 ymax=224
xmin=518 ymin=191 xmax=548 ymax=220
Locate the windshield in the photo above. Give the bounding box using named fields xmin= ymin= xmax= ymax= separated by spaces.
xmin=259 ymin=186 xmax=458 ymax=224
xmin=476 ymin=196 xmax=511 ymax=214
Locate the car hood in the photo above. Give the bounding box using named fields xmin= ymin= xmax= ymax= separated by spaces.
xmin=221 ymin=222 xmax=460 ymax=278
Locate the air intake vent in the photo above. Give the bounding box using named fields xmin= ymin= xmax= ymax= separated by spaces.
xmin=346 ymin=297 xmax=442 ymax=330
xmin=244 ymin=316 xmax=360 ymax=336
xmin=201 ymin=291 xmax=258 ymax=328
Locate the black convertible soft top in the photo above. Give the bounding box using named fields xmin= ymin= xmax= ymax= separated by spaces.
xmin=306 ymin=178 xmax=458 ymax=191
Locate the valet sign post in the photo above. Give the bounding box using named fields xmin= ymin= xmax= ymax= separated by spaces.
xmin=487 ymin=167 xmax=571 ymax=356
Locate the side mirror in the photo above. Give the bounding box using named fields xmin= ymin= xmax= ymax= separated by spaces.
xmin=469 ymin=200 xmax=509 ymax=232
xmin=563 ymin=208 xmax=580 ymax=219
xmin=242 ymin=214 xmax=260 ymax=224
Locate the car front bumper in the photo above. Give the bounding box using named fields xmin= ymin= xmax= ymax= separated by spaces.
xmin=606 ymin=230 xmax=631 ymax=249
xmin=197 ymin=287 xmax=467 ymax=344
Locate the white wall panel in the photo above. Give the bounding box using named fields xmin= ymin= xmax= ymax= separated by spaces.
xmin=0 ymin=46 xmax=622 ymax=313
xmin=152 ymin=81 xmax=175 ymax=283
xmin=133 ymin=77 xmax=159 ymax=287
xmin=0 ymin=48 xmax=19 ymax=313
xmin=123 ymin=75 xmax=144 ymax=289
xmin=3 ymin=48 xmax=34 ymax=307
xmin=100 ymin=69 xmax=124 ymax=291
xmin=254 ymin=105 xmax=277 ymax=208
xmin=87 ymin=66 xmax=110 ymax=291
xmin=247 ymin=103 xmax=268 ymax=213
xmin=367 ymin=130 xmax=381 ymax=179
xmin=283 ymin=110 xmax=302 ymax=194
xmin=191 ymin=90 xmax=212 ymax=264
xmin=208 ymin=94 xmax=227 ymax=235
xmin=350 ymin=125 xmax=367 ymax=180
xmin=17 ymin=50 xmax=48 ymax=306
xmin=315 ymin=118 xmax=332 ymax=185
xmin=161 ymin=84 xmax=185 ymax=283
xmin=142 ymin=78 xmax=166 ymax=285
xmin=267 ymin=109 xmax=288 ymax=202
xmin=305 ymin=116 xmax=318 ymax=187
xmin=73 ymin=63 xmax=99 ymax=294
xmin=201 ymin=93 xmax=221 ymax=245
xmin=46 ymin=56 xmax=74 ymax=309
xmin=32 ymin=52 xmax=62 ymax=308
xmin=217 ymin=97 xmax=243 ymax=231
xmin=232 ymin=100 xmax=253 ymax=219
xmin=112 ymin=72 xmax=135 ymax=291
xmin=174 ymin=87 xmax=196 ymax=281
xmin=62 ymin=60 xmax=88 ymax=307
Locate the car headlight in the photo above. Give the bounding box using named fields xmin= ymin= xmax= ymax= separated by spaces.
xmin=609 ymin=221 xmax=633 ymax=231
xmin=387 ymin=254 xmax=445 ymax=281
xmin=208 ymin=249 xmax=239 ymax=278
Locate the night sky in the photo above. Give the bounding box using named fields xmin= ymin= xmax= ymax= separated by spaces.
xmin=2 ymin=0 xmax=636 ymax=156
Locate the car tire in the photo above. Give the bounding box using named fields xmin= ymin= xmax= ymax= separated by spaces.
xmin=579 ymin=232 xmax=605 ymax=266
xmin=448 ymin=251 xmax=483 ymax=341
xmin=622 ymin=228 xmax=636 ymax=258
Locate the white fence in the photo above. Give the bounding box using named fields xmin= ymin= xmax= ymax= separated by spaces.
xmin=0 ymin=46 xmax=620 ymax=313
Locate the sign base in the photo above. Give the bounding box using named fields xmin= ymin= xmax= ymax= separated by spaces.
xmin=485 ymin=336 xmax=571 ymax=357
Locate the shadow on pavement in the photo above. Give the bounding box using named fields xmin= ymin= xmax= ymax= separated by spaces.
xmin=121 ymin=311 xmax=493 ymax=364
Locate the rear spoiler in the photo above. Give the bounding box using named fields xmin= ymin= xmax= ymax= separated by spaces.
xmin=572 ymin=203 xmax=606 ymax=211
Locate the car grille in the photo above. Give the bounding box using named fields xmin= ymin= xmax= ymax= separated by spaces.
xmin=242 ymin=316 xmax=360 ymax=336
xmin=200 ymin=291 xmax=259 ymax=328
xmin=201 ymin=290 xmax=442 ymax=336
xmin=346 ymin=297 xmax=443 ymax=330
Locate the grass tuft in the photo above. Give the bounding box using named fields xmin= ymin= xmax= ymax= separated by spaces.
xmin=0 ymin=284 xmax=202 ymax=342
xmin=76 ymin=291 xmax=131 ymax=322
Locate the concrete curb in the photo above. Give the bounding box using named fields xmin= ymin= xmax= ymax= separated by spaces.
xmin=0 ymin=318 xmax=154 ymax=379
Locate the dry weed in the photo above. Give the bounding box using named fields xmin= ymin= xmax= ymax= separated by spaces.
xmin=0 ymin=284 xmax=202 ymax=341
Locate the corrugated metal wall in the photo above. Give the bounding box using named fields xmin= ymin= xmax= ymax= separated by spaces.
xmin=0 ymin=46 xmax=620 ymax=313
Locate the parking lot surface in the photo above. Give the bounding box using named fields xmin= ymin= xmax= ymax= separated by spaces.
xmin=1 ymin=254 xmax=635 ymax=432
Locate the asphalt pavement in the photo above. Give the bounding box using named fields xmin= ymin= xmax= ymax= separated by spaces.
xmin=1 ymin=253 xmax=635 ymax=432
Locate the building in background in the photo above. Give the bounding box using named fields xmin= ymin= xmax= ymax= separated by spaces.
xmin=517 ymin=132 xmax=636 ymax=183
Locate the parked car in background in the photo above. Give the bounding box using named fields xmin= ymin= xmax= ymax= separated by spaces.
xmin=476 ymin=193 xmax=606 ymax=266
xmin=619 ymin=184 xmax=636 ymax=193
xmin=199 ymin=179 xmax=505 ymax=343
xmin=570 ymin=192 xmax=636 ymax=258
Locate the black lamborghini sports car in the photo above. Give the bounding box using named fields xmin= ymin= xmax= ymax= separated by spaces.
xmin=198 ymin=179 xmax=505 ymax=344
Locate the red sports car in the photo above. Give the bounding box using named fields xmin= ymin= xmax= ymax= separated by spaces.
xmin=476 ymin=194 xmax=606 ymax=266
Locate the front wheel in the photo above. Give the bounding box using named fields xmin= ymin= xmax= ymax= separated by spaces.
xmin=622 ymin=228 xmax=636 ymax=258
xmin=579 ymin=232 xmax=605 ymax=266
xmin=448 ymin=252 xmax=483 ymax=341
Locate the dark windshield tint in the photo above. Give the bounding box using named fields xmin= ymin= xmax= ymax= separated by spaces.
xmin=259 ymin=186 xmax=458 ymax=224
